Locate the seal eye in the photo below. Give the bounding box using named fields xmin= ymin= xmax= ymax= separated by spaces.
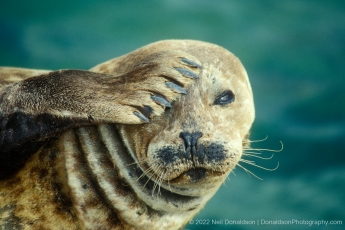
xmin=214 ymin=90 xmax=235 ymax=105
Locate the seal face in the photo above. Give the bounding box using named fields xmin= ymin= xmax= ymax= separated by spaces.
xmin=0 ymin=40 xmax=254 ymax=229
xmin=117 ymin=41 xmax=254 ymax=200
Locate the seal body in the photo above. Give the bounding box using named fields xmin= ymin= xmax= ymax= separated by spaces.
xmin=0 ymin=40 xmax=254 ymax=229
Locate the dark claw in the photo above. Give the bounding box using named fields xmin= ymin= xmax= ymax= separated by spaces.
xmin=174 ymin=67 xmax=200 ymax=79
xmin=151 ymin=95 xmax=172 ymax=108
xmin=165 ymin=82 xmax=187 ymax=94
xmin=180 ymin=57 xmax=202 ymax=69
xmin=133 ymin=111 xmax=150 ymax=123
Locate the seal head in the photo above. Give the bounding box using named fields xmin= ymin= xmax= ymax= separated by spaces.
xmin=116 ymin=40 xmax=255 ymax=198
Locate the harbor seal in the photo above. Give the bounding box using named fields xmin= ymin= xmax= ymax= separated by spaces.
xmin=0 ymin=40 xmax=255 ymax=229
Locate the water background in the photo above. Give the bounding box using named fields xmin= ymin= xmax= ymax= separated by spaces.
xmin=1 ymin=1 xmax=344 ymax=229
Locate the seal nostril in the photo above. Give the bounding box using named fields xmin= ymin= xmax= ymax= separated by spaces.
xmin=191 ymin=132 xmax=202 ymax=149
xmin=179 ymin=132 xmax=203 ymax=150
xmin=179 ymin=132 xmax=203 ymax=165
xmin=179 ymin=132 xmax=192 ymax=150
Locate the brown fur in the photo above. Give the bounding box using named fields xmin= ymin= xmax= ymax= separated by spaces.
xmin=0 ymin=141 xmax=81 ymax=230
xmin=0 ymin=40 xmax=255 ymax=229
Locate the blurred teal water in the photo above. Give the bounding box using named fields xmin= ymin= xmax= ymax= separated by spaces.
xmin=1 ymin=0 xmax=344 ymax=229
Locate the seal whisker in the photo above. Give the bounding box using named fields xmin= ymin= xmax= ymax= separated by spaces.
xmin=156 ymin=164 xmax=169 ymax=197
xmin=138 ymin=166 xmax=157 ymax=190
xmin=166 ymin=176 xmax=173 ymax=193
xmin=223 ymin=171 xmax=235 ymax=185
xmin=152 ymin=167 xmax=162 ymax=197
xmin=225 ymin=170 xmax=237 ymax=183
xmin=241 ymin=141 xmax=282 ymax=173
xmin=236 ymin=163 xmax=263 ymax=180
xmin=244 ymin=141 xmax=283 ymax=153
xmin=141 ymin=163 xmax=161 ymax=195
xmin=125 ymin=162 xmax=138 ymax=166
xmin=248 ymin=136 xmax=269 ymax=143
xmin=239 ymin=159 xmax=279 ymax=171
xmin=156 ymin=170 xmax=167 ymax=198
xmin=141 ymin=176 xmax=153 ymax=191
xmin=125 ymin=158 xmax=148 ymax=167
xmin=226 ymin=170 xmax=237 ymax=183
xmin=136 ymin=165 xmax=155 ymax=183
xmin=242 ymin=152 xmax=275 ymax=160
xmin=152 ymin=169 xmax=165 ymax=197
xmin=243 ymin=151 xmax=264 ymax=155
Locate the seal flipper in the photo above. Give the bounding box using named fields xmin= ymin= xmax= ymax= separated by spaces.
xmin=0 ymin=69 xmax=109 ymax=176
xmin=0 ymin=51 xmax=201 ymax=178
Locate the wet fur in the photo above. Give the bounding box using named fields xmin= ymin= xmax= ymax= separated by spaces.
xmin=0 ymin=40 xmax=254 ymax=229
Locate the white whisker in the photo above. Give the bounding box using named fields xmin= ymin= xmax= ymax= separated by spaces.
xmin=245 ymin=141 xmax=283 ymax=153
xmin=236 ymin=163 xmax=263 ymax=180
xmin=239 ymin=159 xmax=279 ymax=171
xmin=242 ymin=153 xmax=275 ymax=160
xmin=248 ymin=135 xmax=268 ymax=143
xmin=156 ymin=170 xmax=167 ymax=198
xmin=167 ymin=176 xmax=172 ymax=193
xmin=152 ymin=169 xmax=164 ymax=197
xmin=125 ymin=158 xmax=148 ymax=167
xmin=243 ymin=151 xmax=264 ymax=155
xmin=141 ymin=166 xmax=157 ymax=190
xmin=137 ymin=166 xmax=154 ymax=183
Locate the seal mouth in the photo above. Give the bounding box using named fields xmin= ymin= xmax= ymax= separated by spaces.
xmin=146 ymin=142 xmax=231 ymax=181
xmin=175 ymin=168 xmax=226 ymax=183
xmin=141 ymin=141 xmax=234 ymax=196
xmin=144 ymin=166 xmax=226 ymax=197
xmin=167 ymin=167 xmax=227 ymax=184
xmin=184 ymin=168 xmax=207 ymax=183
